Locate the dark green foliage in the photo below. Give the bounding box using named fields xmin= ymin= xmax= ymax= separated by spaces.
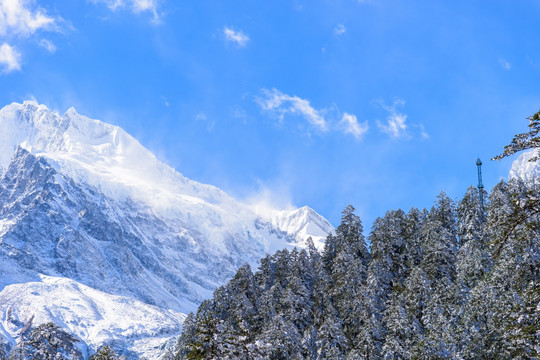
xmin=176 ymin=183 xmax=539 ymax=359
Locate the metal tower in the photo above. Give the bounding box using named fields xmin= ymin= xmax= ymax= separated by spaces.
xmin=476 ymin=158 xmax=484 ymax=208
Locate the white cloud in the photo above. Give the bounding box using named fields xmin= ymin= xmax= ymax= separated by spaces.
xmin=0 ymin=0 xmax=60 ymax=37
xmin=374 ymin=99 xmax=428 ymax=139
xmin=90 ymin=0 xmax=160 ymax=21
xmin=256 ymin=88 xmax=370 ymax=139
xmin=244 ymin=182 xmax=295 ymax=221
xmin=499 ymin=58 xmax=511 ymax=70
xmin=334 ymin=24 xmax=346 ymax=36
xmin=376 ymin=99 xmax=409 ymax=138
xmin=377 ymin=112 xmax=407 ymax=138
xmin=0 ymin=1 xmax=63 ymax=74
xmin=38 ymin=38 xmax=56 ymax=53
xmin=0 ymin=43 xmax=21 ymax=73
xmin=223 ymin=27 xmax=250 ymax=47
xmin=339 ymin=113 xmax=368 ymax=139
xmin=257 ymin=88 xmax=328 ymax=132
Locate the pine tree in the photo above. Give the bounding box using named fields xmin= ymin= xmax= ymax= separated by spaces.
xmin=89 ymin=345 xmax=120 ymax=360
xmin=360 ymin=210 xmax=408 ymax=358
xmin=175 ymin=313 xmax=196 ymax=359
xmin=456 ymin=186 xmax=490 ymax=292
xmin=9 ymin=322 xmax=82 ymax=360
xmin=454 ymin=186 xmax=492 ymax=356
xmin=185 ymin=300 xmax=220 ymax=359
xmin=506 ymin=283 xmax=540 ymax=359
xmin=419 ymin=192 xmax=459 ymax=358
xmin=323 ymin=205 xmax=370 ymax=345
xmin=492 ymin=109 xmax=540 ymax=161
xmin=396 ymin=266 xmax=431 ymax=359
xmin=403 ymin=207 xmax=426 ymax=270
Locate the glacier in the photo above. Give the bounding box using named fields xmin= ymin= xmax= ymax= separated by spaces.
xmin=0 ymin=101 xmax=333 ymax=358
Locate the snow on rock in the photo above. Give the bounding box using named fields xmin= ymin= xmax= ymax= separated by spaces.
xmin=0 ymin=274 xmax=185 ymax=359
xmin=270 ymin=206 xmax=334 ymax=250
xmin=0 ymin=101 xmax=335 ymax=358
xmin=509 ymin=149 xmax=540 ymax=183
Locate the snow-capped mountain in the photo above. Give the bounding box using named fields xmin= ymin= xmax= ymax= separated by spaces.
xmin=509 ymin=149 xmax=540 ymax=183
xmin=270 ymin=206 xmax=334 ymax=249
xmin=0 ymin=101 xmax=333 ymax=358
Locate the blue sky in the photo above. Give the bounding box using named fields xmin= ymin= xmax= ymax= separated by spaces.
xmin=1 ymin=0 xmax=540 ymax=228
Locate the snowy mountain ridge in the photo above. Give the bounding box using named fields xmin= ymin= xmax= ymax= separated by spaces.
xmin=0 ymin=101 xmax=334 ymax=358
xmin=0 ymin=101 xmax=245 ymax=221
xmin=271 ymin=206 xmax=334 ymax=249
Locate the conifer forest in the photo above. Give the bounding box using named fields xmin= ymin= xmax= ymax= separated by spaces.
xmin=175 ymin=180 xmax=539 ymax=359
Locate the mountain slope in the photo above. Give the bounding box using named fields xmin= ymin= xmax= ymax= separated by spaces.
xmin=0 ymin=273 xmax=185 ymax=358
xmin=270 ymin=206 xmax=334 ymax=249
xmin=0 ymin=101 xmax=333 ymax=358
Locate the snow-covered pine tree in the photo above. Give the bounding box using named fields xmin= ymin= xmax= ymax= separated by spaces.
xmin=402 ymin=207 xmax=427 ymax=270
xmin=454 ymin=186 xmax=492 ymax=356
xmin=323 ymin=205 xmax=370 ymax=346
xmin=175 ymin=313 xmax=196 ymax=360
xmin=9 ymin=322 xmax=82 ymax=360
xmin=419 ymin=192 xmax=459 ymax=358
xmin=359 ymin=209 xmax=408 ymax=358
xmin=89 ymin=345 xmax=120 ymax=360
xmin=184 ymin=300 xmax=220 ymax=359
xmin=492 ymin=109 xmax=540 ymax=161
xmin=493 ymin=179 xmax=540 ymax=359
xmin=305 ymin=238 xmax=348 ymax=359
xmin=391 ymin=266 xmax=431 ymax=359
xmin=505 ymin=282 xmax=540 ymax=359
xmin=456 ymin=186 xmax=490 ymax=292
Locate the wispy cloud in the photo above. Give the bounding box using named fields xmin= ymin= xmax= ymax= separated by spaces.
xmin=334 ymin=24 xmax=346 ymax=36
xmin=90 ymin=0 xmax=160 ymax=22
xmin=223 ymin=27 xmax=250 ymax=47
xmin=0 ymin=43 xmax=22 ymax=73
xmin=38 ymin=38 xmax=56 ymax=53
xmin=499 ymin=58 xmax=511 ymax=70
xmin=375 ymin=99 xmax=428 ymax=139
xmin=378 ymin=112 xmax=407 ymax=138
xmin=256 ymin=88 xmax=329 ymax=132
xmin=339 ymin=113 xmax=368 ymax=139
xmin=244 ymin=181 xmax=295 ymax=220
xmin=419 ymin=124 xmax=429 ymax=139
xmin=0 ymin=0 xmax=63 ymax=75
xmin=376 ymin=99 xmax=408 ymax=138
xmin=256 ymin=88 xmax=370 ymax=139
xmin=0 ymin=0 xmax=60 ymax=37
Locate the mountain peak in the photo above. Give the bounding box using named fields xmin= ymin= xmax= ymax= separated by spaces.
xmin=0 ymin=101 xmax=335 ymax=357
xmin=271 ymin=205 xmax=334 ymax=250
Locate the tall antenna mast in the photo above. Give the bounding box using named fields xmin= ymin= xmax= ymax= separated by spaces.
xmin=476 ymin=158 xmax=484 ymax=208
